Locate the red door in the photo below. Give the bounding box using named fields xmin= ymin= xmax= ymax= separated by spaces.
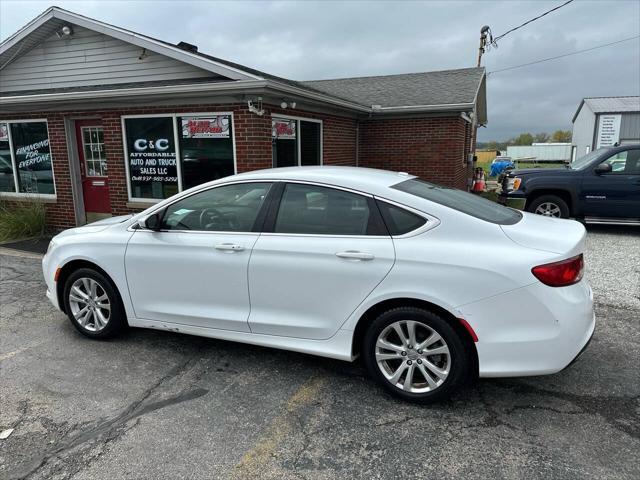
xmin=75 ymin=121 xmax=111 ymax=216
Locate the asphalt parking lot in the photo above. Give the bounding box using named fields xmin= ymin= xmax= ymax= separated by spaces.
xmin=1 ymin=225 xmax=638 ymax=480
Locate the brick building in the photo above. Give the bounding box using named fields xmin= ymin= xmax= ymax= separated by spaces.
xmin=0 ymin=7 xmax=487 ymax=229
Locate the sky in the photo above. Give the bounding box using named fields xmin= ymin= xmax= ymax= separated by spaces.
xmin=1 ymin=0 xmax=639 ymax=141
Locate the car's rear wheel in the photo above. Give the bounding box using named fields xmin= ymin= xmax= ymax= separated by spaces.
xmin=63 ymin=268 xmax=126 ymax=339
xmin=363 ymin=307 xmax=468 ymax=403
xmin=527 ymin=195 xmax=569 ymax=218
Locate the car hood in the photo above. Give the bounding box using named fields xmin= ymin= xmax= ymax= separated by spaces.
xmin=53 ymin=215 xmax=133 ymax=240
xmin=87 ymin=214 xmax=133 ymax=226
xmin=509 ymin=167 xmax=569 ymax=176
xmin=500 ymin=211 xmax=586 ymax=256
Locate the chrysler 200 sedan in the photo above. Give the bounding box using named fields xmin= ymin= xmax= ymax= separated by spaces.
xmin=43 ymin=167 xmax=595 ymax=402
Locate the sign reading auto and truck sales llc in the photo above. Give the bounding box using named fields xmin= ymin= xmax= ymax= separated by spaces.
xmin=596 ymin=114 xmax=621 ymax=148
xmin=181 ymin=116 xmax=230 ymax=139
xmin=125 ymin=117 xmax=178 ymax=186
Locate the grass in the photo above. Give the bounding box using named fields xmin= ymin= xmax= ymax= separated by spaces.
xmin=0 ymin=199 xmax=46 ymax=242
xmin=475 ymin=158 xmax=566 ymax=179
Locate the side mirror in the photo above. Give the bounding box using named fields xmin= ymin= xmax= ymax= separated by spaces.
xmin=594 ymin=163 xmax=612 ymax=175
xmin=137 ymin=211 xmax=163 ymax=231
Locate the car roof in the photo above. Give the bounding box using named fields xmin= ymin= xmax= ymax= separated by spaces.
xmin=220 ymin=166 xmax=417 ymax=196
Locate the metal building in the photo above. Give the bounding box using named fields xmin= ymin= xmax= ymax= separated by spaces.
xmin=571 ymin=96 xmax=640 ymax=160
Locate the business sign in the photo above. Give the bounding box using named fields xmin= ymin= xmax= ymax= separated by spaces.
xmin=124 ymin=117 xmax=178 ymax=198
xmin=0 ymin=123 xmax=8 ymax=142
xmin=272 ymin=118 xmax=296 ymax=140
xmin=596 ymin=114 xmax=621 ymax=148
xmin=181 ymin=116 xmax=230 ymax=138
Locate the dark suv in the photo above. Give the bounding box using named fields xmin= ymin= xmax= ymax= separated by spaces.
xmin=499 ymin=145 xmax=640 ymax=223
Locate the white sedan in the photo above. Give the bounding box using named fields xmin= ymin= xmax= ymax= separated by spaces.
xmin=43 ymin=167 xmax=595 ymax=402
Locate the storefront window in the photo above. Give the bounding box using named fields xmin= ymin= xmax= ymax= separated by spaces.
xmin=178 ymin=115 xmax=234 ymax=190
xmin=300 ymin=121 xmax=321 ymax=166
xmin=0 ymin=123 xmax=15 ymax=193
xmin=0 ymin=121 xmax=55 ymax=195
xmin=272 ymin=117 xmax=322 ymax=168
xmin=124 ymin=117 xmax=179 ymax=200
xmin=123 ymin=113 xmax=236 ymax=200
xmin=272 ymin=118 xmax=298 ymax=167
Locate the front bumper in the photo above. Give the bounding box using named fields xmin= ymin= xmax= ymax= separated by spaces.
xmin=498 ymin=192 xmax=527 ymax=210
xmin=458 ymin=279 xmax=595 ymax=377
xmin=42 ymin=253 xmax=61 ymax=311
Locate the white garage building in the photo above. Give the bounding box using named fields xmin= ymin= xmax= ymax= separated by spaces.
xmin=571 ymin=96 xmax=640 ymax=160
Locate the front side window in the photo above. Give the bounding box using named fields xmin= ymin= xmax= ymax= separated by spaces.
xmin=393 ymin=178 xmax=522 ymax=225
xmin=124 ymin=117 xmax=178 ymax=200
xmin=161 ymin=182 xmax=271 ymax=232
xmin=275 ymin=183 xmax=372 ymax=235
xmin=0 ymin=121 xmax=55 ymax=195
xmin=272 ymin=117 xmax=321 ymax=168
xmin=600 ymin=149 xmax=640 ymax=174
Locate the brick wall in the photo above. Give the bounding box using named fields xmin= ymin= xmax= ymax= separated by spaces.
xmin=2 ymin=103 xmax=358 ymax=229
xmin=2 ymin=104 xmax=473 ymax=230
xmin=358 ymin=116 xmax=473 ymax=190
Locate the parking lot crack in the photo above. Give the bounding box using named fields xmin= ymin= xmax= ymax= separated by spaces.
xmin=12 ymin=354 xmax=208 ymax=480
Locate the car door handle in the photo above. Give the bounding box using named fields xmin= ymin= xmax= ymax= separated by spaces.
xmin=335 ymin=251 xmax=375 ymax=261
xmin=215 ymin=243 xmax=245 ymax=252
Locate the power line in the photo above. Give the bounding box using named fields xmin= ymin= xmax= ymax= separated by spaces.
xmin=493 ymin=0 xmax=575 ymax=43
xmin=488 ymin=35 xmax=640 ymax=74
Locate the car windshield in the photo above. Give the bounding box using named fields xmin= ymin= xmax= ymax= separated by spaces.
xmin=569 ymin=148 xmax=607 ymax=170
xmin=392 ymin=179 xmax=522 ymax=225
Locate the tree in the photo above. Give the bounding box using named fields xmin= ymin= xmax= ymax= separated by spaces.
xmin=534 ymin=132 xmax=550 ymax=143
xmin=551 ymin=130 xmax=572 ymax=143
xmin=513 ymin=133 xmax=534 ymax=146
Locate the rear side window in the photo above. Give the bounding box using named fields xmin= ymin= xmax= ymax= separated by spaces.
xmin=393 ymin=178 xmax=522 ymax=225
xmin=274 ymin=183 xmax=379 ymax=235
xmin=377 ymin=201 xmax=426 ymax=235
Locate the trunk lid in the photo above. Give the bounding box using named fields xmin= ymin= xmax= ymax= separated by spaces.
xmin=500 ymin=212 xmax=586 ymax=256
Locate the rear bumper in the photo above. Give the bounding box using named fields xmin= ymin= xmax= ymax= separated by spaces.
xmin=458 ymin=279 xmax=595 ymax=377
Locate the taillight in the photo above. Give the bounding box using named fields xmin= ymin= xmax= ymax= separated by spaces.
xmin=532 ymin=254 xmax=584 ymax=287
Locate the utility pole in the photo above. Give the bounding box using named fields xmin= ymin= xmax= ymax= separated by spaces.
xmin=477 ymin=25 xmax=491 ymax=67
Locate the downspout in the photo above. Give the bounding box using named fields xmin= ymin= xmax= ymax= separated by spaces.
xmin=356 ymin=120 xmax=360 ymax=167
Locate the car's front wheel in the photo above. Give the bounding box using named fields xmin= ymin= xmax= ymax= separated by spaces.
xmin=363 ymin=307 xmax=468 ymax=403
xmin=63 ymin=268 xmax=126 ymax=339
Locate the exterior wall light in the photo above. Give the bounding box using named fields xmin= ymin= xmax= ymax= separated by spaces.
xmin=56 ymin=25 xmax=74 ymax=38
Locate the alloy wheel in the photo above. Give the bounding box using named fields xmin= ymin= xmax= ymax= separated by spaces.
xmin=534 ymin=202 xmax=562 ymax=217
xmin=68 ymin=277 xmax=111 ymax=332
xmin=375 ymin=320 xmax=451 ymax=393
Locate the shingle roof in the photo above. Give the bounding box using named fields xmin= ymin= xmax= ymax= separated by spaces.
xmin=1 ymin=7 xmax=487 ymax=117
xmin=301 ymin=68 xmax=485 ymax=108
xmin=573 ymin=96 xmax=640 ymax=122
xmin=584 ymin=96 xmax=640 ymax=113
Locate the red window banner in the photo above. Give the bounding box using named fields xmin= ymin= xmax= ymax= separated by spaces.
xmin=181 ymin=116 xmax=231 ymax=139
xmin=272 ymin=118 xmax=296 ymax=140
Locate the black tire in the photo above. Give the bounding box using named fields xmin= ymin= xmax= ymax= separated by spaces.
xmin=362 ymin=307 xmax=469 ymax=403
xmin=527 ymin=194 xmax=570 ymax=218
xmin=63 ymin=267 xmax=127 ymax=339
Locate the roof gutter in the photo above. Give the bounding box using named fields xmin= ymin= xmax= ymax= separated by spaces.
xmin=0 ymin=80 xmax=267 ymax=105
xmin=372 ymin=103 xmax=475 ymax=114
xmin=0 ymin=79 xmax=371 ymax=113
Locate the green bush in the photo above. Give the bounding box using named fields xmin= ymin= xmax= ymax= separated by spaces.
xmin=0 ymin=199 xmax=46 ymax=242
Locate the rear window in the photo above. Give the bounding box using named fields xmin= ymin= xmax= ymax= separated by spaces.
xmin=392 ymin=179 xmax=522 ymax=225
xmin=377 ymin=201 xmax=426 ymax=235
